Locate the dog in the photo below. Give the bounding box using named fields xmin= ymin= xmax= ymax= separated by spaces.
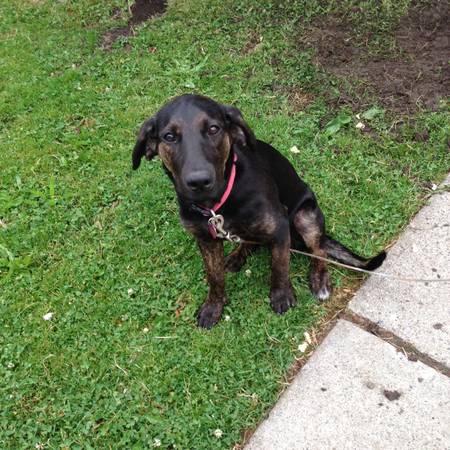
xmin=132 ymin=94 xmax=386 ymax=328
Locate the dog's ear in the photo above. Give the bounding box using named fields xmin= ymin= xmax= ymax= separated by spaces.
xmin=132 ymin=117 xmax=158 ymax=170
xmin=222 ymin=105 xmax=256 ymax=150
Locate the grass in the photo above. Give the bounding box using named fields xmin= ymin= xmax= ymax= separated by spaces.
xmin=0 ymin=0 xmax=449 ymax=448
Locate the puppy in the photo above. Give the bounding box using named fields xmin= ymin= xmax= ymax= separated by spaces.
xmin=132 ymin=94 xmax=385 ymax=328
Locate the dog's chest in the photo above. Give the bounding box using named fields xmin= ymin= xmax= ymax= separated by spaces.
xmin=181 ymin=205 xmax=280 ymax=243
xmin=213 ymin=210 xmax=278 ymax=242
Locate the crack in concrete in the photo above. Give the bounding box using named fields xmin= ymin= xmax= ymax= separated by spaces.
xmin=342 ymin=310 xmax=450 ymax=378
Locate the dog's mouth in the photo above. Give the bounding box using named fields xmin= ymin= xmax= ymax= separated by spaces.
xmin=184 ymin=188 xmax=221 ymax=207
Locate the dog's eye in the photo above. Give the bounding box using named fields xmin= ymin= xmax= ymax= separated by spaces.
xmin=208 ymin=125 xmax=220 ymax=135
xmin=163 ymin=132 xmax=176 ymax=142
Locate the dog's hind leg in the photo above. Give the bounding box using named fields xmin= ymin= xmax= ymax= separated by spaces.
xmin=293 ymin=205 xmax=332 ymax=301
xmin=224 ymin=243 xmax=259 ymax=273
xmin=269 ymin=219 xmax=297 ymax=314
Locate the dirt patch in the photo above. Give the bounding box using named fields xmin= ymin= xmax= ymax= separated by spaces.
xmin=270 ymin=84 xmax=315 ymax=112
xmin=101 ymin=0 xmax=167 ymax=50
xmin=299 ymin=1 xmax=449 ymax=114
xmin=242 ymin=32 xmax=264 ymax=55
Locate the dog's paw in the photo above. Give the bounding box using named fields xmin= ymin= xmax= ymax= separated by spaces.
xmin=224 ymin=252 xmax=245 ymax=273
xmin=270 ymin=287 xmax=297 ymax=315
xmin=196 ymin=301 xmax=224 ymax=329
xmin=309 ymin=269 xmax=332 ymax=302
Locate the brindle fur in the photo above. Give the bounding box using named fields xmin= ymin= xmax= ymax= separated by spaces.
xmin=132 ymin=94 xmax=386 ymax=328
xmin=293 ymin=208 xmax=332 ymax=300
xmin=224 ymin=243 xmax=258 ymax=273
xmin=196 ymin=239 xmax=226 ymax=328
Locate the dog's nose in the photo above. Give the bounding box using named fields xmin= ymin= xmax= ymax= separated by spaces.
xmin=186 ymin=171 xmax=213 ymax=192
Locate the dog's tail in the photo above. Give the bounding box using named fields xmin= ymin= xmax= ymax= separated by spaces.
xmin=323 ymin=236 xmax=386 ymax=271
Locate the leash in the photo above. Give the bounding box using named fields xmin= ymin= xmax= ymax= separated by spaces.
xmin=232 ymin=237 xmax=450 ymax=284
xmin=239 ymin=238 xmax=450 ymax=284
xmin=287 ymin=247 xmax=450 ymax=284
xmin=209 ymin=232 xmax=450 ymax=285
xmin=190 ymin=159 xmax=450 ymax=284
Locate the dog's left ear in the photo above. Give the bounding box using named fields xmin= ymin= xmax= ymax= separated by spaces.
xmin=132 ymin=117 xmax=158 ymax=170
xmin=222 ymin=105 xmax=257 ymax=150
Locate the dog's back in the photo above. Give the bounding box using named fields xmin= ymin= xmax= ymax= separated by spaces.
xmin=255 ymin=139 xmax=315 ymax=216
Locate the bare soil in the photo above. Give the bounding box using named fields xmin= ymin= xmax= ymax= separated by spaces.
xmin=101 ymin=0 xmax=167 ymax=50
xmin=299 ymin=0 xmax=450 ymax=113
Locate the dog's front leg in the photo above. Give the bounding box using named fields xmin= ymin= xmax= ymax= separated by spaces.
xmin=196 ymin=238 xmax=226 ymax=329
xmin=269 ymin=220 xmax=297 ymax=314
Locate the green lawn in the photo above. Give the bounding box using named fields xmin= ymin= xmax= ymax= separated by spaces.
xmin=1 ymin=0 xmax=448 ymax=448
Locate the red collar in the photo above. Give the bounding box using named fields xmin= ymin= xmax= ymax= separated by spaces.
xmin=211 ymin=152 xmax=238 ymax=213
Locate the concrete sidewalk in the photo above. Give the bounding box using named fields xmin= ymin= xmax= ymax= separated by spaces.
xmin=245 ymin=175 xmax=450 ymax=450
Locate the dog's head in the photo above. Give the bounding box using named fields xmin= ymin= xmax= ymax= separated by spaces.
xmin=132 ymin=94 xmax=256 ymax=204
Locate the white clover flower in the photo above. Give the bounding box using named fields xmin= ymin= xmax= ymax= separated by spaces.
xmin=153 ymin=438 xmax=161 ymax=447
xmin=127 ymin=288 xmax=135 ymax=296
xmin=224 ymin=315 xmax=231 ymax=322
xmin=143 ymin=327 xmax=149 ymax=333
xmin=303 ymin=331 xmax=312 ymax=344
xmin=213 ymin=429 xmax=223 ymax=438
xmin=42 ymin=312 xmax=53 ymax=321
xmin=298 ymin=342 xmax=308 ymax=353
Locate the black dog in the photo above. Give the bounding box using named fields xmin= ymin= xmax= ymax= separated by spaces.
xmin=132 ymin=94 xmax=385 ymax=328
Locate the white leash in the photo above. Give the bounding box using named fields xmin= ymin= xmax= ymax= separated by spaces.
xmin=209 ymin=213 xmax=450 ymax=285
xmin=288 ymin=248 xmax=450 ymax=284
